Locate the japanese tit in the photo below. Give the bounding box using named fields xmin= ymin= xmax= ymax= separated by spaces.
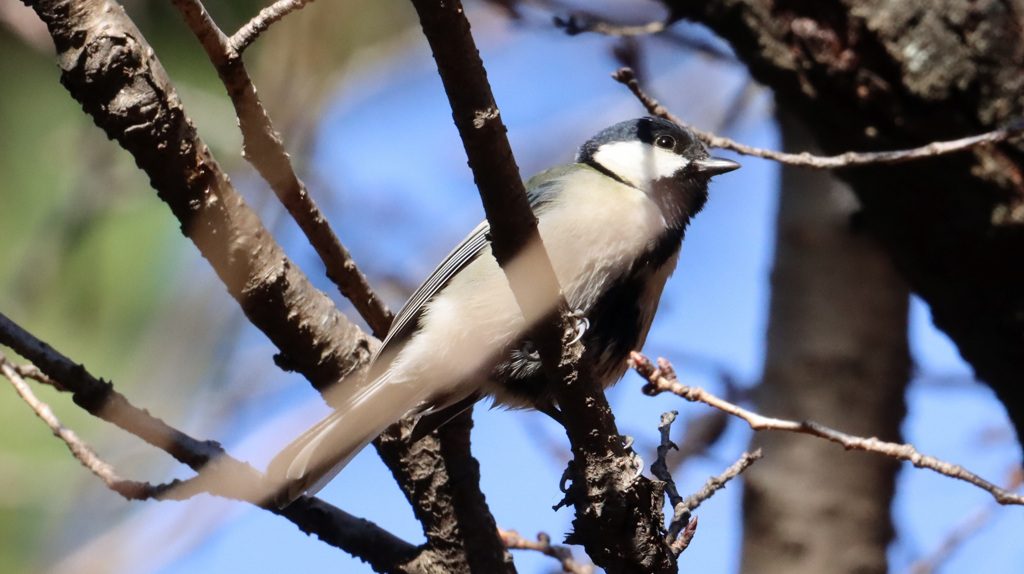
xmin=269 ymin=117 xmax=739 ymax=504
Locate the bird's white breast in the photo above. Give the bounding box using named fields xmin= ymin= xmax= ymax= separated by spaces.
xmin=536 ymin=168 xmax=669 ymax=309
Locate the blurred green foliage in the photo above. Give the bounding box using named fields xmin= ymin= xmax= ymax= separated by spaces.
xmin=0 ymin=20 xmax=185 ymax=574
xmin=0 ymin=0 xmax=411 ymax=571
xmin=0 ymin=1 xmax=252 ymax=570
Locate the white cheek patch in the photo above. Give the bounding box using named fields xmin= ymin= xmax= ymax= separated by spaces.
xmin=591 ymin=140 xmax=690 ymax=188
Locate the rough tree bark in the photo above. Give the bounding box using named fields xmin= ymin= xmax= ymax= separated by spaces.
xmin=740 ymin=111 xmax=910 ymax=574
xmin=668 ymin=0 xmax=1024 ymax=449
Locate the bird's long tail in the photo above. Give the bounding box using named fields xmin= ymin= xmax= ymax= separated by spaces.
xmin=266 ymin=373 xmax=427 ymax=507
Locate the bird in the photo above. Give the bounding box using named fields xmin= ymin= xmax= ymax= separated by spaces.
xmin=267 ymin=117 xmax=740 ymax=505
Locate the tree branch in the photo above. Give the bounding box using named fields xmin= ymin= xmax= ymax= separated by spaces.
xmin=1 ymin=353 xmax=184 ymax=501
xmin=408 ymin=0 xmax=675 ymax=570
xmin=613 ymin=67 xmax=1024 ymax=169
xmin=407 ymin=0 xmax=567 ymax=339
xmin=1 ymin=311 xmax=223 ymax=467
xmin=499 ymin=528 xmax=594 ymax=574
xmin=374 ymin=408 xmax=513 ymax=573
xmin=167 ymin=0 xmax=507 ymax=567
xmin=649 ymin=411 xmax=760 ymax=556
xmin=676 ymin=450 xmax=760 ymax=518
xmin=171 ymin=0 xmax=393 ymax=338
xmin=650 ymin=411 xmax=685 ymax=520
xmin=902 ymin=503 xmax=999 ymax=574
xmin=230 ymin=0 xmax=316 ymax=53
xmin=631 ymin=352 xmax=1024 ymax=507
xmin=24 ymin=0 xmax=373 ymax=392
xmin=901 ymin=467 xmax=1021 ymax=574
xmin=553 ymin=13 xmax=672 ymax=37
xmin=0 ymin=311 xmax=423 ymax=570
xmin=276 ymin=497 xmax=421 ymax=571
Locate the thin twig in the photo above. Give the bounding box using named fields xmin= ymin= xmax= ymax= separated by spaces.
xmin=39 ymin=0 xmax=372 ymax=393
xmin=172 ymin=0 xmax=393 ymax=338
xmin=531 ymin=1 xmax=736 ymax=60
xmin=499 ymin=528 xmax=594 ymax=574
xmin=410 ymin=2 xmax=579 ymax=570
xmin=648 ymin=411 xmax=759 ymax=555
xmin=677 ymin=450 xmax=761 ymax=515
xmin=612 ymin=67 xmax=1024 ymax=169
xmin=672 ymin=516 xmax=698 ymax=555
xmin=0 ymin=353 xmax=181 ymax=501
xmin=169 ymin=0 xmax=233 ymax=61
xmin=0 ymin=312 xmax=419 ymax=561
xmin=651 ymin=411 xmax=683 ymax=506
xmin=649 ymin=411 xmax=686 ymax=542
xmin=668 ymin=450 xmax=760 ymax=556
xmin=630 ymin=352 xmax=1024 ymax=507
xmin=11 ymin=361 xmax=65 ymax=390
xmin=0 ymin=311 xmax=225 ymax=468
xmin=230 ymin=0 xmax=315 ymax=53
xmin=18 ymin=0 xmax=421 ymax=563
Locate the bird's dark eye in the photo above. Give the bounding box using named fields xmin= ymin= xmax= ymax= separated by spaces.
xmin=655 ymin=135 xmax=676 ymax=149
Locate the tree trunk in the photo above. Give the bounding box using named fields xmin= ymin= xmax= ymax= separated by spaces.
xmin=740 ymin=110 xmax=910 ymax=574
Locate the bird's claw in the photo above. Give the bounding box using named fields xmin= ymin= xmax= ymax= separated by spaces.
xmin=559 ymin=463 xmax=573 ymax=494
xmin=553 ymin=461 xmax=576 ymax=511
xmin=629 ymin=451 xmax=645 ymax=479
xmin=567 ymin=309 xmax=589 ymax=345
xmin=620 ymin=434 xmax=644 ymax=480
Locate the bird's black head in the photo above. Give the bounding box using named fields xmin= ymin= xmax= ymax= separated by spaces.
xmin=576 ymin=117 xmax=740 ymax=226
xmin=576 ymin=117 xmax=739 ymax=187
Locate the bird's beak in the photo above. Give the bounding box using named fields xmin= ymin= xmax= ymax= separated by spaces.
xmin=693 ymin=157 xmax=741 ymax=177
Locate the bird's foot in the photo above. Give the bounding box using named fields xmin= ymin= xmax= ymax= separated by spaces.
xmin=567 ymin=309 xmax=589 ymax=344
xmin=620 ymin=434 xmax=645 ymax=480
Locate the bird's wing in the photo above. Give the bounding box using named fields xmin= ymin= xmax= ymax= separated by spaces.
xmin=374 ymin=167 xmax=569 ymax=362
xmin=375 ymin=220 xmax=491 ymax=360
xmin=376 ymin=169 xmax=573 ymax=360
xmin=267 ymin=223 xmax=495 ymax=506
xmin=267 ymin=170 xmax=577 ymax=505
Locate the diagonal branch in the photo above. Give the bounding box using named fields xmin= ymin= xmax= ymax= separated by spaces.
xmin=670 ymin=451 xmax=760 ymax=556
xmin=23 ymin=0 xmax=373 ymax=393
xmin=407 ymin=1 xmax=675 ymax=571
xmin=676 ymin=450 xmax=761 ymax=517
xmin=167 ymin=1 xmax=508 ymax=567
xmin=376 ymin=407 xmax=515 ymax=573
xmin=408 ymin=0 xmax=567 ymax=339
xmin=230 ymin=0 xmax=316 ymax=53
xmin=613 ymin=67 xmax=1024 ymax=169
xmin=1 ymin=353 xmax=183 ymax=501
xmin=0 ymin=312 xmax=421 ymax=569
xmin=1 ymin=311 xmax=222 ymax=468
xmin=631 ymin=352 xmax=1024 ymax=507
xmin=172 ymin=0 xmax=393 ymax=338
xmin=902 ymin=469 xmax=1021 ymax=574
